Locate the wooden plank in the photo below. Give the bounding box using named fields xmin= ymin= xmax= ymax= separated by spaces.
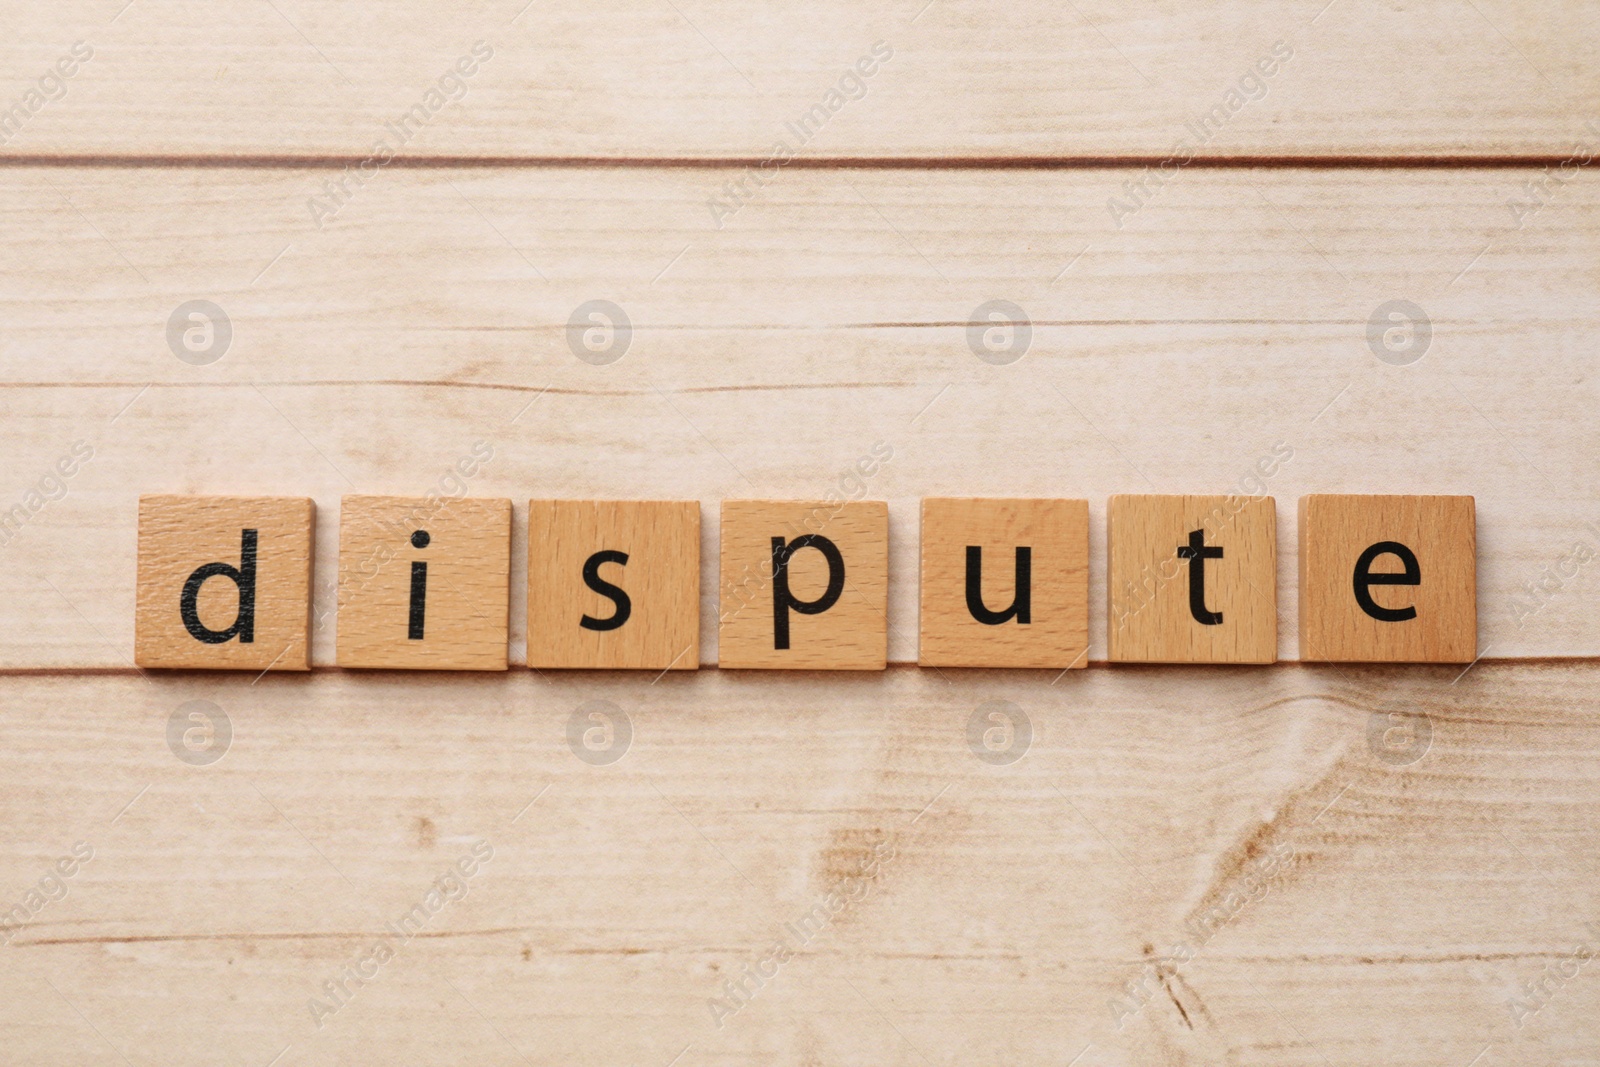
xmin=0 ymin=166 xmax=1594 ymax=667
xmin=0 ymin=1 xmax=1595 ymax=159
xmin=0 ymin=662 xmax=1594 ymax=1064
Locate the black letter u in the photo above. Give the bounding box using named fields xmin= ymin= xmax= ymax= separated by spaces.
xmin=965 ymin=546 xmax=1030 ymax=625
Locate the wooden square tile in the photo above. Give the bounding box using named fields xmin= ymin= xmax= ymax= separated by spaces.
xmin=1108 ymin=494 xmax=1278 ymax=663
xmin=336 ymin=495 xmax=511 ymax=670
xmin=527 ymin=500 xmax=700 ymax=670
xmin=918 ymin=497 xmax=1089 ymax=669
xmin=718 ymin=500 xmax=888 ymax=670
xmin=1299 ymin=494 xmax=1476 ymax=663
xmin=135 ymin=495 xmax=314 ymax=670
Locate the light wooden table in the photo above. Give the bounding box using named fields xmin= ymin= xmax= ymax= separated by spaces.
xmin=1 ymin=2 xmax=1597 ymax=1064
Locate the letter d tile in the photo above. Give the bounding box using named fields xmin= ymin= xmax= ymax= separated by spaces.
xmin=135 ymin=495 xmax=314 ymax=670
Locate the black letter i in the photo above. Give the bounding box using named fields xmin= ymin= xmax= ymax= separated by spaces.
xmin=408 ymin=530 xmax=430 ymax=640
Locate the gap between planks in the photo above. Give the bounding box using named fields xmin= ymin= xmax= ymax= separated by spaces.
xmin=0 ymin=153 xmax=1579 ymax=171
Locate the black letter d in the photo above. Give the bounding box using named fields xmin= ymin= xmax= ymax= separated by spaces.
xmin=180 ymin=529 xmax=257 ymax=644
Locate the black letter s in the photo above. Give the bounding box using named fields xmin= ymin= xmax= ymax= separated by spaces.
xmin=580 ymin=550 xmax=632 ymax=631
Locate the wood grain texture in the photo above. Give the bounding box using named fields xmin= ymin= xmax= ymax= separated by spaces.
xmin=1299 ymin=494 xmax=1477 ymax=662
xmin=2 ymin=2 xmax=1594 ymax=1063
xmin=0 ymin=2 xmax=1596 ymax=158
xmin=0 ymin=662 xmax=1595 ymax=1065
xmin=527 ymin=499 xmax=700 ymax=670
xmin=918 ymin=497 xmax=1089 ymax=668
xmin=336 ymin=495 xmax=510 ymax=670
xmin=0 ymin=167 xmax=1595 ymax=668
xmin=1109 ymin=494 xmax=1278 ymax=664
xmin=718 ymin=500 xmax=889 ymax=670
xmin=134 ymin=494 xmax=313 ymax=670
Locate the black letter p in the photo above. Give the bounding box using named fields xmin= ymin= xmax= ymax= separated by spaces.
xmin=771 ymin=535 xmax=844 ymax=650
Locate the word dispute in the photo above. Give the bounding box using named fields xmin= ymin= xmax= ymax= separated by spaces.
xmin=133 ymin=491 xmax=1477 ymax=672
